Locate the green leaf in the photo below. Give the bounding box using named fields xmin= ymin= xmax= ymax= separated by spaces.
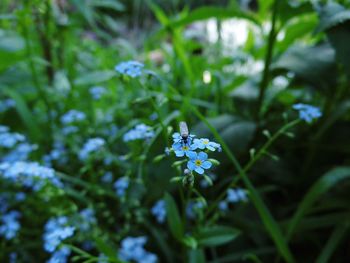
xmin=94 ymin=237 xmax=118 ymax=260
xmin=164 ymin=192 xmax=184 ymax=241
xmin=315 ymin=223 xmax=349 ymax=263
xmin=182 ymin=235 xmax=198 ymax=249
xmin=196 ymin=226 xmax=240 ymax=247
xmin=316 ymin=2 xmax=350 ymax=33
xmin=272 ymin=44 xmax=336 ymax=87
xmin=170 ymin=6 xmax=260 ymax=28
xmin=74 ymin=70 xmax=115 ymax=85
xmin=287 ymin=167 xmax=350 ymax=240
xmin=91 ymin=0 xmax=125 ymax=12
xmin=188 ymin=249 xmax=206 ymax=263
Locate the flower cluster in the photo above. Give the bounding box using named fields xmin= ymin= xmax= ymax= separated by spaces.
xmin=171 ymin=132 xmax=221 ymax=175
xmin=115 ymin=61 xmax=144 ymax=78
xmin=123 ymin=124 xmax=154 ymax=142
xmin=119 ymin=236 xmax=158 ymax=263
xmin=114 ymin=176 xmax=129 ymax=197
xmin=79 ymin=138 xmax=105 ymax=161
xmin=219 ymin=188 xmax=248 ymax=211
xmin=0 ymin=161 xmax=62 ymax=191
xmin=60 ymin=110 xmax=86 ymax=124
xmin=78 ymin=208 xmax=97 ymax=232
xmin=90 ymin=86 xmax=106 ymax=100
xmin=2 ymin=143 xmax=37 ymax=163
xmin=0 ymin=126 xmax=25 ymax=149
xmin=0 ymin=210 xmax=21 ymax=240
xmin=43 ymin=216 xmax=75 ymax=252
xmin=47 ymin=247 xmax=71 ymax=263
xmin=151 ymin=200 xmax=166 ymax=223
xmin=292 ymin=103 xmax=322 ymax=123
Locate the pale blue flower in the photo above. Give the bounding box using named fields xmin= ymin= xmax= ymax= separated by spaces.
xmin=119 ymin=236 xmax=158 ymax=263
xmin=187 ymin=152 xmax=212 ymax=174
xmin=218 ymin=200 xmax=228 ymax=211
xmin=79 ymin=138 xmax=105 ymax=160
xmin=60 ymin=110 xmax=86 ymax=124
xmin=123 ymin=124 xmax=154 ymax=142
xmin=2 ymin=143 xmax=37 ymax=163
xmin=115 ymin=61 xmax=144 ymax=78
xmin=90 ymin=86 xmax=106 ymax=100
xmin=0 ymin=210 xmax=21 ymax=240
xmin=0 ymin=132 xmax=25 ymax=148
xmin=47 ymin=247 xmax=71 ymax=263
xmin=172 ymin=142 xmax=196 ymax=157
xmin=114 ymin=177 xmax=129 ymax=197
xmin=151 ymin=200 xmax=166 ymax=223
xmin=292 ymin=103 xmax=322 ymax=123
xmin=0 ymin=99 xmax=15 ymax=113
xmin=101 ymin=171 xmax=113 ymax=183
xmin=79 ymin=208 xmax=96 ymax=232
xmin=61 ymin=125 xmax=78 ymax=135
xmin=192 ymin=138 xmax=221 ymax=152
xmin=186 ymin=201 xmax=205 ymax=219
xmin=43 ymin=216 xmax=75 ymax=252
xmin=227 ymin=188 xmax=248 ymax=203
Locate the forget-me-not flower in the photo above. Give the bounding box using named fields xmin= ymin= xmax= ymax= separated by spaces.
xmin=192 ymin=138 xmax=221 ymax=152
xmin=114 ymin=177 xmax=129 ymax=197
xmin=187 ymin=152 xmax=212 ymax=174
xmin=115 ymin=61 xmax=144 ymax=78
xmin=0 ymin=99 xmax=15 ymax=113
xmin=79 ymin=138 xmax=105 ymax=161
xmin=119 ymin=236 xmax=158 ymax=263
xmin=123 ymin=124 xmax=154 ymax=142
xmin=43 ymin=216 xmax=75 ymax=252
xmin=151 ymin=200 xmax=166 ymax=223
xmin=292 ymin=103 xmax=322 ymax=123
xmin=60 ymin=110 xmax=86 ymax=124
xmin=172 ymin=142 xmax=196 ymax=157
xmin=0 ymin=210 xmax=21 ymax=240
xmin=47 ymin=247 xmax=71 ymax=263
xmin=90 ymin=86 xmax=106 ymax=100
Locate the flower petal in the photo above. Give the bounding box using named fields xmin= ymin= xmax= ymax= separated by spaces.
xmin=187 ymin=161 xmax=196 ymax=171
xmin=187 ymin=151 xmax=197 ymax=160
xmin=195 ymin=167 xmax=204 ymax=174
xmin=201 ymin=161 xmax=212 ymax=169
xmin=198 ymin=151 xmax=208 ymax=161
xmin=175 ymin=150 xmax=185 ymax=157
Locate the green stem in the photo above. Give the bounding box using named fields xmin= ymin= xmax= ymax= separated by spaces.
xmin=256 ymin=0 xmax=279 ymax=120
xmin=191 ymin=105 xmax=295 ymax=263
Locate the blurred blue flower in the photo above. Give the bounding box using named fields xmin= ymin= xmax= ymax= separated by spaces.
xmin=226 ymin=188 xmax=248 ymax=203
xmin=101 ymin=171 xmax=113 ymax=183
xmin=192 ymin=138 xmax=221 ymax=152
xmin=61 ymin=125 xmax=78 ymax=135
xmin=0 ymin=131 xmax=25 ymax=149
xmin=47 ymin=246 xmax=71 ymax=263
xmin=61 ymin=110 xmax=86 ymax=124
xmin=119 ymin=236 xmax=158 ymax=263
xmin=114 ymin=177 xmax=129 ymax=197
xmin=43 ymin=216 xmax=75 ymax=252
xmin=15 ymin=192 xmax=26 ymax=202
xmin=187 ymin=152 xmax=212 ymax=174
xmin=2 ymin=143 xmax=37 ymax=163
xmin=0 ymin=99 xmax=15 ymax=113
xmin=186 ymin=201 xmax=205 ymax=219
xmin=151 ymin=200 xmax=166 ymax=223
xmin=0 ymin=210 xmax=21 ymax=240
xmin=115 ymin=61 xmax=144 ymax=78
xmin=9 ymin=252 xmax=17 ymax=263
xmin=0 ymin=161 xmax=62 ymax=191
xmin=79 ymin=138 xmax=105 ymax=161
xmin=90 ymin=86 xmax=106 ymax=100
xmin=292 ymin=103 xmax=322 ymax=123
xmin=123 ymin=124 xmax=154 ymax=142
xmin=79 ymin=208 xmax=96 ymax=232
xmin=98 ymin=254 xmax=109 ymax=263
xmin=218 ymin=200 xmax=228 ymax=211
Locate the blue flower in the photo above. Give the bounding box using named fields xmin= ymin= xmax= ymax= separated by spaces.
xmin=79 ymin=208 xmax=96 ymax=232
xmin=101 ymin=171 xmax=113 ymax=183
xmin=172 ymin=142 xmax=196 ymax=157
xmin=186 ymin=201 xmax=205 ymax=219
xmin=292 ymin=103 xmax=322 ymax=123
xmin=114 ymin=177 xmax=129 ymax=197
xmin=123 ymin=124 xmax=154 ymax=142
xmin=43 ymin=216 xmax=75 ymax=252
xmin=0 ymin=99 xmax=15 ymax=113
xmin=119 ymin=236 xmax=158 ymax=263
xmin=218 ymin=200 xmax=228 ymax=211
xmin=192 ymin=138 xmax=221 ymax=151
xmin=90 ymin=86 xmax=106 ymax=100
xmin=60 ymin=110 xmax=86 ymax=124
xmin=115 ymin=61 xmax=144 ymax=78
xmin=187 ymin=152 xmax=212 ymax=174
xmin=172 ymin=132 xmax=194 ymax=144
xmin=0 ymin=210 xmax=21 ymax=240
xmin=151 ymin=200 xmax=166 ymax=223
xmin=79 ymin=138 xmax=105 ymax=161
xmin=47 ymin=247 xmax=71 ymax=263
xmin=2 ymin=143 xmax=37 ymax=163
xmin=0 ymin=131 xmax=25 ymax=149
xmin=0 ymin=161 xmax=62 ymax=191
xmin=61 ymin=125 xmax=78 ymax=135
xmin=226 ymin=188 xmax=248 ymax=203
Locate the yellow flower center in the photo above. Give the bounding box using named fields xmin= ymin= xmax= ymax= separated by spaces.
xmin=202 ymin=139 xmax=209 ymax=145
xmin=182 ymin=146 xmax=189 ymax=151
xmin=195 ymin=160 xmax=202 ymax=166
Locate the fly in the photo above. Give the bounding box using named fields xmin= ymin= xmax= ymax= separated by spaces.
xmin=179 ymin=121 xmax=190 ymax=145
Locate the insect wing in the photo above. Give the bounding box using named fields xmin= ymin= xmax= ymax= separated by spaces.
xmin=179 ymin=121 xmax=189 ymax=138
